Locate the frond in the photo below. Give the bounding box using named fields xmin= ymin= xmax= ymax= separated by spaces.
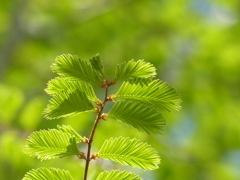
xmin=89 ymin=53 xmax=106 ymax=77
xmin=96 ymin=170 xmax=142 ymax=180
xmin=113 ymin=78 xmax=182 ymax=112
xmin=23 ymin=129 xmax=80 ymax=161
xmin=22 ymin=167 xmax=74 ymax=180
xmin=57 ymin=125 xmax=83 ymax=143
xmin=98 ymin=137 xmax=160 ymax=170
xmin=45 ymin=77 xmax=98 ymax=103
xmin=108 ymin=101 xmax=166 ymax=134
xmin=114 ymin=60 xmax=156 ymax=81
xmin=51 ymin=54 xmax=102 ymax=85
xmin=43 ymin=89 xmax=95 ymax=120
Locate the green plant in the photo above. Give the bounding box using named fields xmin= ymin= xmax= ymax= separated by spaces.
xmin=22 ymin=54 xmax=181 ymax=180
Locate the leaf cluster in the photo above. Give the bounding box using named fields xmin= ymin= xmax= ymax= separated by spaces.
xmin=23 ymin=125 xmax=83 ymax=160
xmin=98 ymin=137 xmax=160 ymax=170
xmin=22 ymin=54 xmax=181 ymax=179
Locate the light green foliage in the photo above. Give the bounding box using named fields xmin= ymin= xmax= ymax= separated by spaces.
xmin=43 ymin=89 xmax=95 ymax=119
xmin=108 ymin=101 xmax=166 ymax=134
xmin=114 ymin=59 xmax=157 ymax=81
xmin=2 ymin=1 xmax=239 ymax=179
xmin=23 ymin=167 xmax=74 ymax=180
xmin=113 ymin=78 xmax=181 ymax=112
xmin=98 ymin=137 xmax=160 ymax=170
xmin=51 ymin=54 xmax=103 ymax=85
xmin=89 ymin=53 xmax=106 ymax=78
xmin=22 ymin=53 xmax=181 ymax=179
xmin=45 ymin=77 xmax=98 ymax=102
xmin=23 ymin=168 xmax=142 ymax=180
xmin=57 ymin=125 xmax=83 ymax=143
xmin=96 ymin=170 xmax=143 ymax=180
xmin=23 ymin=129 xmax=80 ymax=160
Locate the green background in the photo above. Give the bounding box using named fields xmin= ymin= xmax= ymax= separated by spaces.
xmin=0 ymin=0 xmax=240 ymax=179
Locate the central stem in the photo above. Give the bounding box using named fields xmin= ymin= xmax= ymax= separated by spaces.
xmin=83 ymin=85 xmax=109 ymax=180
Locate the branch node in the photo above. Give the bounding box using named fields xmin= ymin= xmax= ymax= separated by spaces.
xmin=101 ymin=113 xmax=108 ymax=121
xmin=91 ymin=153 xmax=99 ymax=160
xmin=78 ymin=152 xmax=86 ymax=160
xmin=92 ymin=107 xmax=100 ymax=114
xmin=82 ymin=137 xmax=89 ymax=143
xmin=100 ymin=78 xmax=116 ymax=88
xmin=95 ymin=99 xmax=102 ymax=106
xmin=107 ymin=94 xmax=116 ymax=102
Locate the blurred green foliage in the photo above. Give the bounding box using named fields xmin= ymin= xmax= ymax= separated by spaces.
xmin=0 ymin=0 xmax=240 ymax=179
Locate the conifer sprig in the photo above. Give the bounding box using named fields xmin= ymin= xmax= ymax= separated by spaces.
xmin=22 ymin=53 xmax=181 ymax=180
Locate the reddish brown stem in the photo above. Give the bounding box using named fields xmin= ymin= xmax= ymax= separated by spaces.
xmin=83 ymin=85 xmax=109 ymax=180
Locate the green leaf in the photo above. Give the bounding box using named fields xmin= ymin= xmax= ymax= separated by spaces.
xmin=114 ymin=59 xmax=156 ymax=81
xmin=22 ymin=167 xmax=74 ymax=180
xmin=51 ymin=54 xmax=102 ymax=85
xmin=96 ymin=170 xmax=142 ymax=180
xmin=89 ymin=53 xmax=106 ymax=77
xmin=98 ymin=137 xmax=160 ymax=170
xmin=108 ymin=101 xmax=166 ymax=134
xmin=113 ymin=78 xmax=181 ymax=112
xmin=23 ymin=129 xmax=80 ymax=160
xmin=43 ymin=89 xmax=95 ymax=120
xmin=57 ymin=125 xmax=83 ymax=143
xmin=45 ymin=77 xmax=98 ymax=102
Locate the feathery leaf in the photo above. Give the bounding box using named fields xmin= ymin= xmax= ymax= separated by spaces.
xmin=57 ymin=125 xmax=83 ymax=143
xmin=114 ymin=59 xmax=156 ymax=81
xmin=45 ymin=77 xmax=98 ymax=102
xmin=43 ymin=89 xmax=95 ymax=120
xmin=22 ymin=167 xmax=74 ymax=180
xmin=113 ymin=78 xmax=181 ymax=112
xmin=89 ymin=53 xmax=106 ymax=77
xmin=96 ymin=170 xmax=142 ymax=180
xmin=23 ymin=129 xmax=80 ymax=160
xmin=98 ymin=137 xmax=160 ymax=170
xmin=108 ymin=101 xmax=166 ymax=134
xmin=51 ymin=54 xmax=102 ymax=85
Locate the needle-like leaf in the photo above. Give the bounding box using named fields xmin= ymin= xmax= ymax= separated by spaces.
xmin=96 ymin=170 xmax=142 ymax=180
xmin=45 ymin=77 xmax=98 ymax=103
xmin=108 ymin=101 xmax=166 ymax=134
xmin=57 ymin=125 xmax=83 ymax=143
xmin=43 ymin=89 xmax=95 ymax=120
xmin=22 ymin=167 xmax=74 ymax=180
xmin=113 ymin=78 xmax=181 ymax=112
xmin=98 ymin=137 xmax=160 ymax=170
xmin=23 ymin=129 xmax=80 ymax=161
xmin=51 ymin=54 xmax=102 ymax=85
xmin=89 ymin=53 xmax=106 ymax=78
xmin=114 ymin=59 xmax=156 ymax=81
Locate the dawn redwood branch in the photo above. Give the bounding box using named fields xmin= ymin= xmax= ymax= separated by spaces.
xmin=84 ymin=84 xmax=109 ymax=180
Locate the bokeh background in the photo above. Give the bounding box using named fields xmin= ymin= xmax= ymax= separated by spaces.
xmin=1 ymin=0 xmax=240 ymax=179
